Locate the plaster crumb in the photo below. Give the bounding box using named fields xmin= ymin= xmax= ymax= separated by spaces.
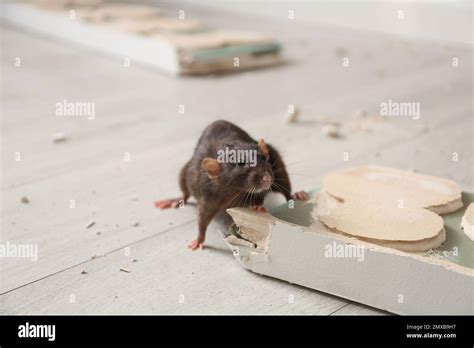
xmin=85 ymin=220 xmax=95 ymax=229
xmin=287 ymin=106 xmax=300 ymax=123
xmin=321 ymin=124 xmax=340 ymax=138
xmin=132 ymin=258 xmax=138 ymax=262
xmin=96 ymin=231 xmax=101 ymax=235
xmin=20 ymin=196 xmax=29 ymax=204
xmin=80 ymin=269 xmax=87 ymax=274
xmin=131 ymin=222 xmax=140 ymax=227
xmin=52 ymin=132 xmax=67 ymax=143
xmin=120 ymin=267 xmax=131 ymax=273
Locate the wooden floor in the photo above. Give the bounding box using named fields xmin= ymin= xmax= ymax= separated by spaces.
xmin=1 ymin=3 xmax=472 ymax=314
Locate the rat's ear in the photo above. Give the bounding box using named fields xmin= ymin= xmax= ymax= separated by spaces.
xmin=201 ymin=158 xmax=221 ymax=179
xmin=258 ymin=138 xmax=270 ymax=160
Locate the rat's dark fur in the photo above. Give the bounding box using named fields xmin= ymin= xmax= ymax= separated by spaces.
xmin=173 ymin=120 xmax=292 ymax=248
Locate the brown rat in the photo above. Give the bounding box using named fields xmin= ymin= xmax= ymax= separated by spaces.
xmin=155 ymin=120 xmax=308 ymax=250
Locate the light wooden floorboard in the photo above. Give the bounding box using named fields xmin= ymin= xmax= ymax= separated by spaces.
xmin=0 ymin=220 xmax=348 ymax=314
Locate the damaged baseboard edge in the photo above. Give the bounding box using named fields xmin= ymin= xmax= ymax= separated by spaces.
xmin=225 ymin=207 xmax=473 ymax=315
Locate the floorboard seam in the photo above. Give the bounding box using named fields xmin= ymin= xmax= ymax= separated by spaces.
xmin=328 ymin=302 xmax=351 ymax=315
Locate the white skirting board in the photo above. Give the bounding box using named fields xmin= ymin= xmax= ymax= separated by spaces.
xmin=1 ymin=3 xmax=182 ymax=73
xmin=0 ymin=3 xmax=281 ymax=75
xmin=225 ymin=198 xmax=474 ymax=315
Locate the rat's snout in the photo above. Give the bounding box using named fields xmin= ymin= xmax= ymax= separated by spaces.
xmin=260 ymin=174 xmax=273 ymax=189
xmin=261 ymin=175 xmax=271 ymax=185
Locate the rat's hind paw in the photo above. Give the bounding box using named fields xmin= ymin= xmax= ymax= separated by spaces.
xmin=187 ymin=239 xmax=204 ymax=251
xmin=154 ymin=197 xmax=186 ymax=209
xmin=292 ymin=191 xmax=309 ymax=201
xmin=251 ymin=205 xmax=267 ymax=213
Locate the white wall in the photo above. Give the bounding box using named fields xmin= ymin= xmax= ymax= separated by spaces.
xmin=177 ymin=0 xmax=473 ymax=45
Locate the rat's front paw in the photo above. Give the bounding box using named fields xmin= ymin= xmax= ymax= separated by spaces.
xmin=292 ymin=191 xmax=309 ymax=201
xmin=251 ymin=205 xmax=267 ymax=213
xmin=187 ymin=239 xmax=204 ymax=251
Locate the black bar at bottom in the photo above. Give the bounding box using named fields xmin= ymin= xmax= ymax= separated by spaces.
xmin=0 ymin=315 xmax=472 ymax=346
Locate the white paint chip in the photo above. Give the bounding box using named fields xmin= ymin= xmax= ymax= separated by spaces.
xmin=52 ymin=132 xmax=67 ymax=143
xmin=287 ymin=106 xmax=300 ymax=123
xmin=321 ymin=124 xmax=340 ymax=138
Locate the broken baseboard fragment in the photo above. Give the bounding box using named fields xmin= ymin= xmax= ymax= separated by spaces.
xmin=226 ymin=208 xmax=275 ymax=250
xmin=2 ymin=2 xmax=282 ymax=75
xmin=225 ymin=166 xmax=473 ymax=315
xmin=461 ymin=203 xmax=474 ymax=241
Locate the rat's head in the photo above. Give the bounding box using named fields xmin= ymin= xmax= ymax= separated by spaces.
xmin=201 ymin=138 xmax=274 ymax=193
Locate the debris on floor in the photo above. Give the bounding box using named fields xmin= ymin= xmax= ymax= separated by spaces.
xmin=52 ymin=132 xmax=67 ymax=143
xmin=287 ymin=105 xmax=300 ymax=123
xmin=321 ymin=124 xmax=341 ymax=138
xmin=85 ymin=220 xmax=95 ymax=229
xmin=20 ymin=196 xmax=29 ymax=204
xmin=131 ymin=222 xmax=140 ymax=227
xmin=80 ymin=269 xmax=87 ymax=274
xmin=120 ymin=267 xmax=131 ymax=273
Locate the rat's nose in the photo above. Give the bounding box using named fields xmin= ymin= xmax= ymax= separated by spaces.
xmin=261 ymin=175 xmax=272 ymax=185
